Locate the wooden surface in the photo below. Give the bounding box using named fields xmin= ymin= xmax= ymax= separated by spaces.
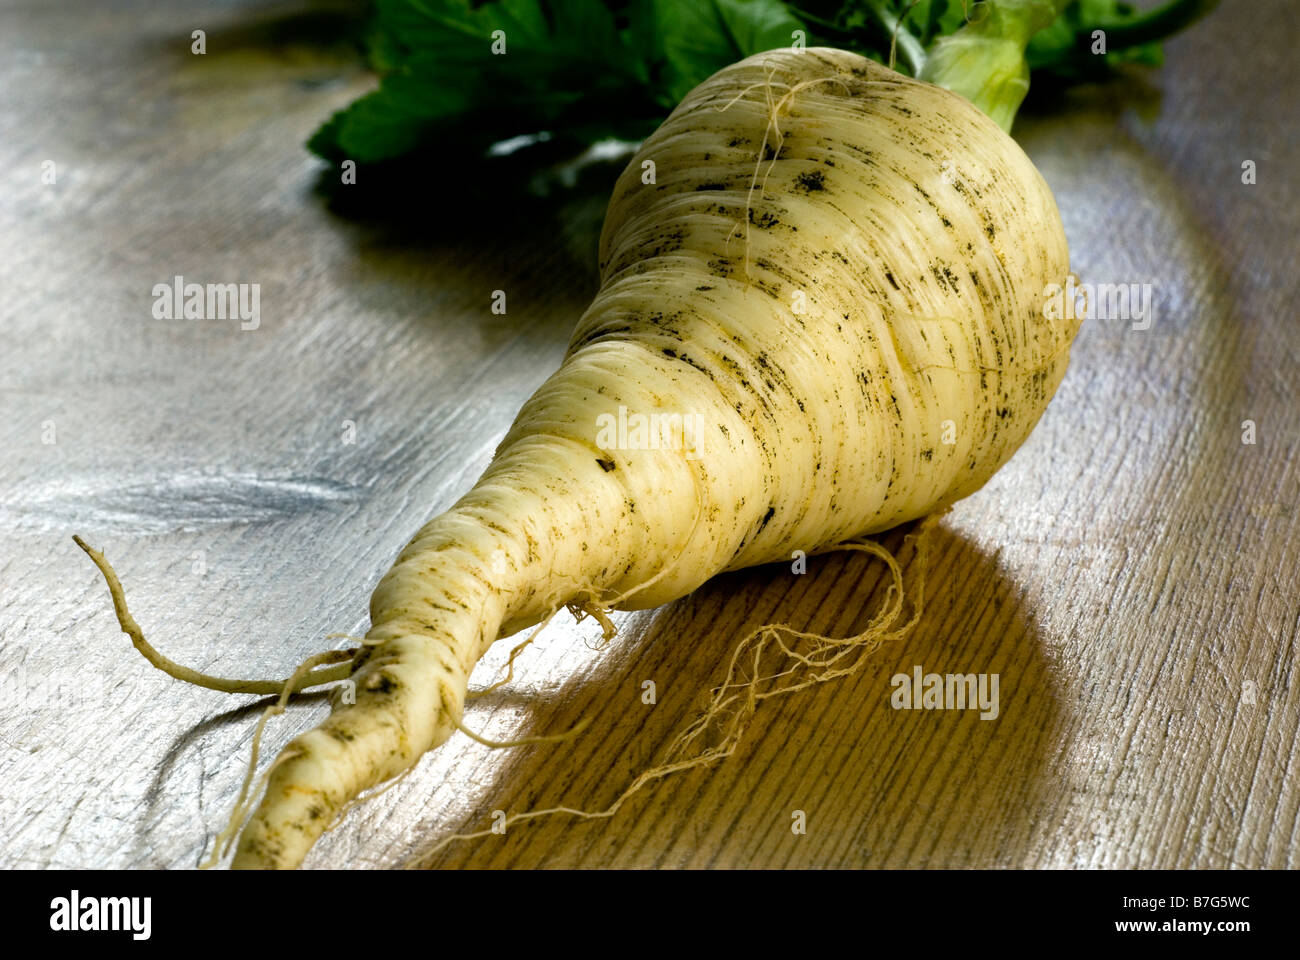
xmin=1 ymin=0 xmax=1296 ymax=869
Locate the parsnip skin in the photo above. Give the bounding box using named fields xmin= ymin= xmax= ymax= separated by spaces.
xmin=231 ymin=48 xmax=1075 ymax=868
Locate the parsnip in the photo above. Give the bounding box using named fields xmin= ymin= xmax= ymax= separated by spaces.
xmin=215 ymin=46 xmax=1075 ymax=868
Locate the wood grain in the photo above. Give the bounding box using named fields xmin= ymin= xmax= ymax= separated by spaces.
xmin=0 ymin=0 xmax=1295 ymax=869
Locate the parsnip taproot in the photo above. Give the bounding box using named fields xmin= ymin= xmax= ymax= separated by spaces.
xmin=217 ymin=46 xmax=1075 ymax=868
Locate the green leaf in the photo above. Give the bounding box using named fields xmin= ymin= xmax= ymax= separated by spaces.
xmin=1025 ymin=14 xmax=1075 ymax=68
xmin=311 ymin=0 xmax=656 ymax=164
xmin=625 ymin=0 xmax=664 ymax=64
xmin=653 ymin=0 xmax=740 ymax=102
xmin=716 ymin=0 xmax=806 ymax=55
xmin=1025 ymin=0 xmax=1214 ymax=80
xmin=311 ymin=76 xmax=477 ymax=164
xmin=899 ymin=0 xmax=960 ymax=44
xmin=655 ymin=0 xmax=806 ymax=103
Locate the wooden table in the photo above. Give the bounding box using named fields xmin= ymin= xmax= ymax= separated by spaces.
xmin=1 ymin=0 xmax=1295 ymax=869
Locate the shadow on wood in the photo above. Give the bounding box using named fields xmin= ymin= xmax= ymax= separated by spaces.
xmin=399 ymin=522 xmax=1059 ymax=868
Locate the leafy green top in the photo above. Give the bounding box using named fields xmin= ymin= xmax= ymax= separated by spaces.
xmin=309 ymin=0 xmax=1216 ymax=168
